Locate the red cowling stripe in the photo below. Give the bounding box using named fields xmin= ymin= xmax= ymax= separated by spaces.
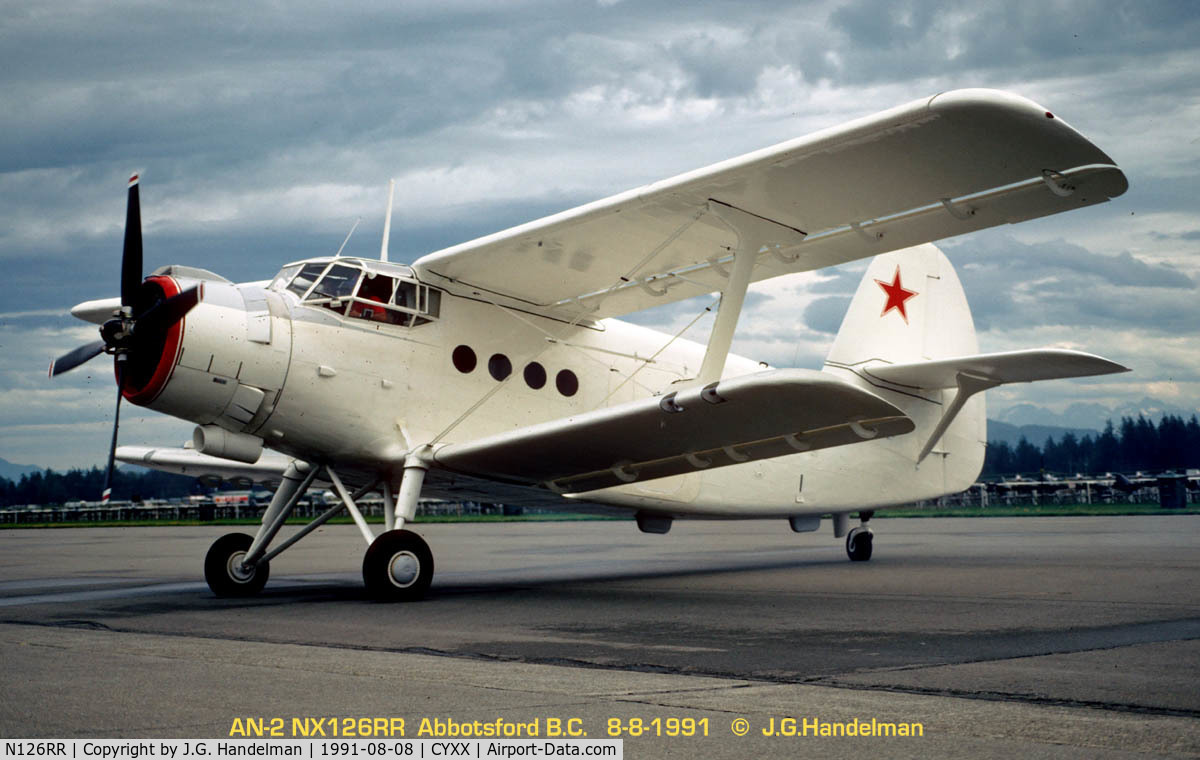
xmin=122 ymin=275 xmax=185 ymax=406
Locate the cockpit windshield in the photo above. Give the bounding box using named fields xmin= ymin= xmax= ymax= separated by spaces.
xmin=309 ymin=264 xmax=360 ymax=300
xmin=270 ymin=258 xmax=442 ymax=327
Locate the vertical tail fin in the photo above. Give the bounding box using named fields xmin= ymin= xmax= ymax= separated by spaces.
xmin=825 ymin=242 xmax=978 ymax=367
xmin=823 ymin=243 xmax=986 ymax=492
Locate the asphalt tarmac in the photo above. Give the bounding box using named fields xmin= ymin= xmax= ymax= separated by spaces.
xmin=0 ymin=516 xmax=1197 ymax=758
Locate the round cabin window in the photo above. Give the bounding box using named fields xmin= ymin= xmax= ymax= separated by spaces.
xmin=452 ymin=345 xmax=477 ymax=373
xmin=488 ymin=353 xmax=513 ymax=381
xmin=523 ymin=362 xmax=547 ymax=389
xmin=555 ymin=369 xmax=579 ymax=397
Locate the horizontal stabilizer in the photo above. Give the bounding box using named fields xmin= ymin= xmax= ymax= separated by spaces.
xmin=432 ymin=369 xmax=914 ymax=494
xmin=860 ymin=350 xmax=1128 ymax=466
xmin=865 ymin=349 xmax=1130 ymax=389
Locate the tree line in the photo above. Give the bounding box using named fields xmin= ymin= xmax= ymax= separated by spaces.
xmin=0 ymin=467 xmax=199 ymax=507
xmin=983 ymin=415 xmax=1200 ymax=478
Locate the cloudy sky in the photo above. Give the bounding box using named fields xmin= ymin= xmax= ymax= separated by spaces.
xmin=2 ymin=0 xmax=1197 ymax=470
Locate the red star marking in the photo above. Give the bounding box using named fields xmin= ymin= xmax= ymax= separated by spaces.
xmin=875 ymin=266 xmax=918 ymax=323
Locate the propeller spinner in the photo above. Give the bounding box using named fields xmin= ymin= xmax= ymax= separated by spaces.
xmin=48 ymin=175 xmax=201 ymax=501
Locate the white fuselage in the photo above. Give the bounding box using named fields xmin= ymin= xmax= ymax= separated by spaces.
xmin=141 ymin=266 xmax=982 ymax=519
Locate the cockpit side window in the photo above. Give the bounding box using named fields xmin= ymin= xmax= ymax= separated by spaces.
xmin=423 ymin=288 xmax=441 ymax=319
xmin=395 ymin=281 xmax=417 ymax=310
xmin=286 ymin=263 xmax=328 ymax=298
xmin=348 ymin=273 xmax=407 ymax=325
xmin=344 ymin=275 xmax=444 ymax=327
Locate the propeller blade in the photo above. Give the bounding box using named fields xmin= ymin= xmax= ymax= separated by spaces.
xmin=121 ymin=174 xmax=143 ymax=309
xmin=101 ymin=360 xmax=127 ymax=504
xmin=48 ymin=340 xmax=107 ymax=377
xmin=135 ymin=285 xmax=201 ymax=335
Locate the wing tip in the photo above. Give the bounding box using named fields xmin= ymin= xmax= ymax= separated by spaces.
xmin=928 ymin=88 xmax=1120 ymax=167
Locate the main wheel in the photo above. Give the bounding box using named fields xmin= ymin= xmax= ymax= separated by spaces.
xmin=846 ymin=527 xmax=873 ymax=562
xmin=363 ymin=529 xmax=434 ymax=601
xmin=205 ymin=532 xmax=269 ymax=596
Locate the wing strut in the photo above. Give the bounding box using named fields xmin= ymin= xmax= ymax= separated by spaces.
xmin=694 ymin=200 xmax=805 ymax=386
xmin=916 ymin=372 xmax=999 ymax=465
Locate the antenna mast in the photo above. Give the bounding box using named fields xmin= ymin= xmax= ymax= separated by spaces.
xmin=334 ymin=217 xmax=361 ymax=257
xmin=380 ymin=178 xmax=396 ymax=262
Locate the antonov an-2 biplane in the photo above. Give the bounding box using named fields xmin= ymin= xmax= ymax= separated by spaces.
xmin=50 ymin=89 xmax=1129 ymax=600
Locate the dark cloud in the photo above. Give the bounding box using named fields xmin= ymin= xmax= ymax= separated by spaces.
xmin=808 ymin=263 xmax=866 ymax=294
xmin=1154 ymin=229 xmax=1200 ymax=241
xmin=944 ymin=232 xmax=1198 ymax=332
xmin=947 ymin=232 xmax=1189 ymax=282
xmin=661 ymin=31 xmax=766 ymax=98
xmin=803 ymin=295 xmax=851 ymax=334
xmin=823 ymin=0 xmax=1200 ymax=85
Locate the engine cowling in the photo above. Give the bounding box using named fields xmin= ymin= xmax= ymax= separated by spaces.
xmin=128 ymin=275 xmax=293 ymax=441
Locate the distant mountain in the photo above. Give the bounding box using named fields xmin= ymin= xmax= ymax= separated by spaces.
xmin=986 ymin=420 xmax=1100 ymax=447
xmin=0 ymin=457 xmax=43 ymax=481
xmin=994 ymin=396 xmax=1198 ymax=430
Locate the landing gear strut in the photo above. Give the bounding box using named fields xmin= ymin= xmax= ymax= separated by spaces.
xmin=202 ymin=452 xmax=436 ymax=602
xmin=363 ymin=451 xmax=431 ymax=601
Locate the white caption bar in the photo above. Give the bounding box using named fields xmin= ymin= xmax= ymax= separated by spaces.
xmin=1 ymin=740 xmax=623 ymax=760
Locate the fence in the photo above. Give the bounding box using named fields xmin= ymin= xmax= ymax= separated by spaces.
xmin=1 ymin=481 xmax=1196 ymax=524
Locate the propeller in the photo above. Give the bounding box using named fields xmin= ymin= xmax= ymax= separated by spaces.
xmin=48 ymin=174 xmax=201 ymax=502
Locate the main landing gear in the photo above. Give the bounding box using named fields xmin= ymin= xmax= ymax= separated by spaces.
xmin=846 ymin=526 xmax=873 ymax=561
xmin=362 ymin=529 xmax=434 ymax=601
xmin=829 ymin=510 xmax=874 ymax=562
xmin=204 ymin=532 xmax=269 ymax=596
xmin=203 ymin=452 xmax=434 ymax=602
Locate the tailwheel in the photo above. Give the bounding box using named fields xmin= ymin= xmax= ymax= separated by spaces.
xmin=846 ymin=526 xmax=873 ymax=562
xmin=205 ymin=532 xmax=269 ymax=596
xmin=363 ymin=529 xmax=434 ymax=601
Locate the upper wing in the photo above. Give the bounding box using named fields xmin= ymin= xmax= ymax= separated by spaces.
xmin=431 ymin=369 xmax=914 ymax=494
xmin=413 ymin=89 xmax=1127 ymax=321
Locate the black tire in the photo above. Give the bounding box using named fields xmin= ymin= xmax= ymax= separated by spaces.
xmin=205 ymin=532 xmax=269 ymax=596
xmin=846 ymin=528 xmax=873 ymax=562
xmin=363 ymin=530 xmax=434 ymax=601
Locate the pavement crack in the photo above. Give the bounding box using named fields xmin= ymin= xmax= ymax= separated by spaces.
xmin=807 ymin=678 xmax=1200 ymax=719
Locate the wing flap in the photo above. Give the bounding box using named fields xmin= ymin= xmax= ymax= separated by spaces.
xmin=431 ymin=369 xmax=914 ymax=494
xmin=414 ymin=89 xmax=1127 ymax=320
xmin=865 ymin=349 xmax=1130 ymax=389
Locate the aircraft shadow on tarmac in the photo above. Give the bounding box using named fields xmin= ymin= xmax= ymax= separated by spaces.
xmin=210 ymin=548 xmax=849 ymax=605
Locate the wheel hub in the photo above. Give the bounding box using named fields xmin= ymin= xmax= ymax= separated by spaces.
xmin=387 ymin=551 xmax=420 ymax=588
xmin=227 ymin=551 xmax=255 ymax=583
